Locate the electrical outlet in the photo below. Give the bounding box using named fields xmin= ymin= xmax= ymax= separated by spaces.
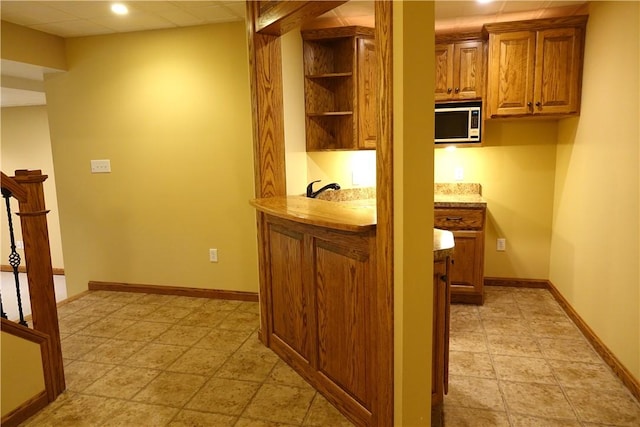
xmin=497 ymin=238 xmax=506 ymax=251
xmin=209 ymin=248 xmax=218 ymax=263
xmin=91 ymin=159 xmax=111 ymax=173
xmin=454 ymin=167 xmax=464 ymax=181
xmin=16 ymin=240 xmax=24 ymax=249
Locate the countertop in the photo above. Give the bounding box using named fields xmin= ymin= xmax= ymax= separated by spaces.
xmin=250 ymin=196 xmax=376 ymax=232
xmin=250 ymin=196 xmax=455 ymax=259
xmin=434 ymin=183 xmax=487 ymax=208
xmin=434 ymin=228 xmax=455 ymax=261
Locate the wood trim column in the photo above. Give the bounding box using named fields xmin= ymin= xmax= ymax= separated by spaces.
xmin=375 ymin=1 xmax=394 ymax=425
xmin=13 ymin=169 xmax=65 ymax=397
xmin=246 ymin=1 xmax=287 ymax=199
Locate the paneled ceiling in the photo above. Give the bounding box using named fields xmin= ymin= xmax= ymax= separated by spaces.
xmin=1 ymin=1 xmax=589 ymax=107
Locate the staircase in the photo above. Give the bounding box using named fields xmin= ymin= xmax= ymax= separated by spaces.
xmin=1 ymin=170 xmax=65 ymax=427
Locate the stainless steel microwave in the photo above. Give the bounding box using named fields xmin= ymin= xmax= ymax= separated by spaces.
xmin=435 ymin=101 xmax=482 ymax=144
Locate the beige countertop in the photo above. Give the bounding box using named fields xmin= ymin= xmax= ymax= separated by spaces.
xmin=434 ymin=228 xmax=455 ymax=260
xmin=434 ymin=182 xmax=487 ymax=208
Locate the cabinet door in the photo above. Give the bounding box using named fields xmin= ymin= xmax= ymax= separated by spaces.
xmin=454 ymin=40 xmax=484 ymax=99
xmin=450 ymin=230 xmax=484 ymax=304
xmin=315 ymin=238 xmax=372 ymax=408
xmin=267 ymin=224 xmax=314 ymax=362
xmin=357 ymin=37 xmax=377 ymax=149
xmin=435 ymin=43 xmax=454 ymax=101
xmin=534 ymin=27 xmax=583 ymax=115
xmin=487 ymin=31 xmax=535 ymax=117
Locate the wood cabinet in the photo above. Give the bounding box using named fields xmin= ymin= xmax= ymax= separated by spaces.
xmin=434 ymin=207 xmax=486 ymax=304
xmin=259 ymin=213 xmax=382 ymax=426
xmin=484 ymin=16 xmax=588 ymax=118
xmin=431 ymin=255 xmax=451 ymax=426
xmin=302 ymin=26 xmax=376 ymax=151
xmin=435 ymin=36 xmax=485 ymax=101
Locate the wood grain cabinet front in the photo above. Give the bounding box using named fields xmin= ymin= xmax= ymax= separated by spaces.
xmin=431 ymin=256 xmax=451 ymax=426
xmin=484 ymin=16 xmax=588 ymax=118
xmin=302 ymin=26 xmax=376 ymax=151
xmin=435 ymin=207 xmax=486 ymax=304
xmin=435 ymin=37 xmax=485 ymax=101
xmin=260 ymin=214 xmax=382 ymax=426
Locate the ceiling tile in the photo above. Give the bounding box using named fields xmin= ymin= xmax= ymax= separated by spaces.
xmin=1 ymin=1 xmax=77 ymax=25
xmin=30 ymin=20 xmax=114 ymax=38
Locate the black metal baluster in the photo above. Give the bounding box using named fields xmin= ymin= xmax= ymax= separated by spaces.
xmin=2 ymin=188 xmax=28 ymax=327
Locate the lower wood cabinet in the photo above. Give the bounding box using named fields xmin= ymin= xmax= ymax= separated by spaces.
xmin=434 ymin=206 xmax=486 ymax=304
xmin=258 ymin=213 xmax=385 ymax=426
xmin=431 ymin=255 xmax=451 ymax=426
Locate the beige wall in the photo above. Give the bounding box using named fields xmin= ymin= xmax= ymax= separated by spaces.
xmin=550 ymin=1 xmax=640 ymax=379
xmin=1 ymin=106 xmax=65 ymax=269
xmin=43 ymin=23 xmax=258 ymax=297
xmin=1 ymin=332 xmax=45 ymax=417
xmin=435 ymin=120 xmax=558 ymax=279
xmin=1 ymin=20 xmax=66 ymax=70
xmin=394 ymin=2 xmax=435 ymax=425
xmin=281 ymin=28 xmax=308 ymax=196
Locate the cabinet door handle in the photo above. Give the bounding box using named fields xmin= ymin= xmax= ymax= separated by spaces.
xmin=454 ymin=87 xmax=460 ymax=93
xmin=527 ymin=102 xmax=533 ymax=107
xmin=440 ymin=275 xmax=448 ymax=283
xmin=446 ymin=216 xmax=463 ymax=221
xmin=535 ymin=101 xmax=542 ymax=107
xmin=447 ymin=88 xmax=452 ymax=93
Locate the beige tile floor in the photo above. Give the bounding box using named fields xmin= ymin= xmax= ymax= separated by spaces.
xmin=19 ymin=287 xmax=640 ymax=426
xmin=445 ymin=286 xmax=640 ymax=426
xmin=20 ymin=291 xmax=353 ymax=427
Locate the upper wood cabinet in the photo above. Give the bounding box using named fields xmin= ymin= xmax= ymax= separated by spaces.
xmin=484 ymin=16 xmax=588 ymax=118
xmin=302 ymin=26 xmax=376 ymax=151
xmin=435 ymin=36 xmax=485 ymax=101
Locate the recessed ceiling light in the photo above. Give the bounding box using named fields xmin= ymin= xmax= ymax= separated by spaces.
xmin=111 ymin=3 xmax=129 ymax=15
xmin=477 ymin=0 xmax=494 ymax=4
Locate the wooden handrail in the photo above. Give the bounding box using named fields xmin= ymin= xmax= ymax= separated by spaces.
xmin=1 ymin=169 xmax=65 ymax=400
xmin=1 ymin=172 xmax=28 ymax=202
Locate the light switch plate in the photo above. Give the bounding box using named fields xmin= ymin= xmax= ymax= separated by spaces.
xmin=91 ymin=159 xmax=111 ymax=173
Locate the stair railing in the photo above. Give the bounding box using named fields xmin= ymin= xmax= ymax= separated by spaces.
xmin=1 ymin=170 xmax=65 ymax=399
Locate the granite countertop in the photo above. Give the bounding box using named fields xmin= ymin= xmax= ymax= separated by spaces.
xmin=433 ymin=228 xmax=455 ymax=260
xmin=252 ymin=185 xmax=480 ymax=256
xmin=434 ymin=183 xmax=487 ymax=208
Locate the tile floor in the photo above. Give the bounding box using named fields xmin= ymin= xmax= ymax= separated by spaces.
xmin=445 ymin=286 xmax=640 ymax=426
xmin=18 ymin=287 xmax=640 ymax=426
xmin=20 ymin=291 xmax=353 ymax=427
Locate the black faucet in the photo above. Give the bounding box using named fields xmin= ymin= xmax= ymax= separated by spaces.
xmin=306 ymin=180 xmax=341 ymax=198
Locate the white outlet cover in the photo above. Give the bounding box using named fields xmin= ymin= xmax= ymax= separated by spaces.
xmin=91 ymin=159 xmax=111 ymax=173
xmin=454 ymin=167 xmax=464 ymax=181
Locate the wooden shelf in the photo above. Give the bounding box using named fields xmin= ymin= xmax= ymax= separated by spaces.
xmin=307 ymin=111 xmax=353 ymax=117
xmin=306 ymin=72 xmax=353 ymax=79
xmin=302 ymin=26 xmax=376 ymax=151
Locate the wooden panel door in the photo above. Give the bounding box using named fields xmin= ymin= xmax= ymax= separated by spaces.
xmin=487 ymin=31 xmax=535 ymax=117
xmin=357 ymin=37 xmax=377 ymax=149
xmin=435 ymin=43 xmax=454 ymax=101
xmin=534 ymin=27 xmax=582 ymax=115
xmin=315 ymin=238 xmax=371 ymax=408
xmin=450 ymin=230 xmax=484 ymax=304
xmin=267 ymin=224 xmax=313 ymax=361
xmin=454 ymin=40 xmax=484 ymax=99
